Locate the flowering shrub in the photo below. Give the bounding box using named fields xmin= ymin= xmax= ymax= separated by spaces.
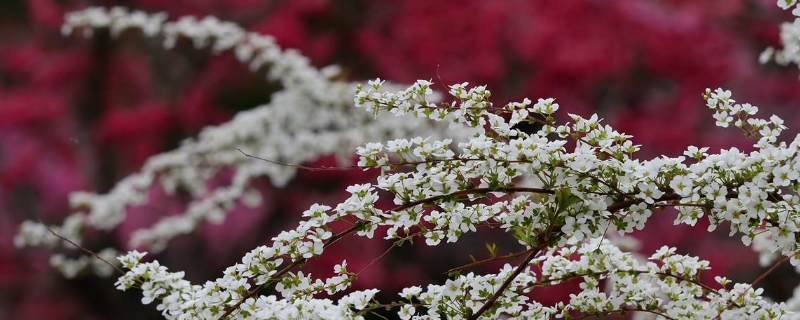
xmin=12 ymin=0 xmax=800 ymax=319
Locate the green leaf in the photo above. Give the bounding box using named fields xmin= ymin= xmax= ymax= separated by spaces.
xmin=555 ymin=187 xmax=581 ymax=212
xmin=485 ymin=242 xmax=497 ymax=257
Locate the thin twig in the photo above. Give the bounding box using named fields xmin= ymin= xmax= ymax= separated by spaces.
xmin=238 ymin=148 xmax=554 ymax=172
xmin=238 ymin=148 xmax=362 ymax=171
xmin=39 ymin=220 xmax=126 ymax=275
xmin=367 ymin=310 xmax=392 ymax=320
xmin=467 ymin=235 xmax=554 ymax=320
xmin=446 ymin=248 xmax=535 ymax=275
xmin=358 ymin=241 xmax=400 ymax=275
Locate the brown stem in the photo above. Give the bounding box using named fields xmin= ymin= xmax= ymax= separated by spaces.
xmin=39 ymin=220 xmax=126 ymax=276
xmin=467 ymin=235 xmax=554 ymax=320
xmin=238 ymin=148 xmax=363 ymax=171
xmin=357 ymin=240 xmax=400 ymax=275
xmin=446 ymin=248 xmax=536 ymax=275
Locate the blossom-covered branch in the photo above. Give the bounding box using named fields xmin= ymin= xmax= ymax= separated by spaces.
xmin=106 ymin=77 xmax=798 ymax=319
xmin=17 ymin=1 xmax=800 ymax=319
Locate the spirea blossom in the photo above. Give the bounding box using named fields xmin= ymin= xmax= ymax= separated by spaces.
xmin=71 ymin=75 xmax=800 ymax=318
xmin=17 ymin=1 xmax=800 ymax=319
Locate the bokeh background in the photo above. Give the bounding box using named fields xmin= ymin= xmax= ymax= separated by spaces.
xmin=2 ymin=0 xmax=800 ymax=319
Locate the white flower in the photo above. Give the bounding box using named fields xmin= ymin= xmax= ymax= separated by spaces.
xmin=442 ymin=278 xmax=463 ymax=298
xmin=778 ymin=0 xmax=797 ymax=10
xmin=669 ymin=175 xmax=693 ymax=197
xmin=398 ymin=305 xmax=416 ymax=320
xmin=636 ymin=182 xmax=663 ymax=204
xmin=684 ymin=146 xmax=709 ymax=159
xmin=713 ymin=111 xmax=733 ymax=127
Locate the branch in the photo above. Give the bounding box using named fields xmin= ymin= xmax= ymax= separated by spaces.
xmin=238 ymin=148 xmax=363 ymax=171
xmin=218 ymin=186 xmax=555 ymax=319
xmin=467 ymin=233 xmax=556 ymax=320
xmin=446 ymin=247 xmax=536 ymax=275
xmin=39 ymin=220 xmax=125 ymax=276
xmin=216 ymin=176 xmax=704 ymax=319
xmin=238 ymin=148 xmax=567 ymax=172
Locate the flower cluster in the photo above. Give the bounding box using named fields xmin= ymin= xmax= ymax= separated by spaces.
xmin=763 ymin=2 xmax=800 ymax=70
xmin=97 ymin=75 xmax=800 ymax=319
xmin=392 ymin=238 xmax=785 ymax=319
